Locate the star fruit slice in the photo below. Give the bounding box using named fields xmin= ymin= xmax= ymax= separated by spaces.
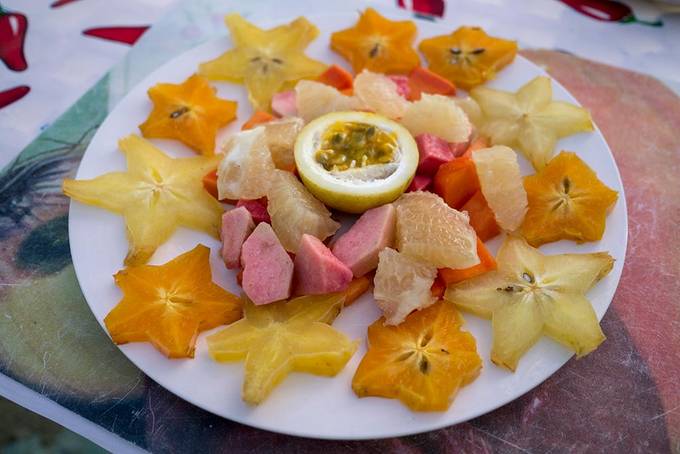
xmin=521 ymin=151 xmax=618 ymax=247
xmin=445 ymin=235 xmax=614 ymax=371
xmin=471 ymin=76 xmax=594 ymax=170
xmin=104 ymin=244 xmax=242 ymax=358
xmin=330 ymin=8 xmax=419 ymax=74
xmin=198 ymin=14 xmax=327 ymax=111
xmin=139 ymin=74 xmax=237 ymax=156
xmin=207 ymin=291 xmax=358 ymax=405
xmin=419 ymin=26 xmax=517 ymax=90
xmin=63 ymin=135 xmax=222 ymax=265
xmin=352 ymin=300 xmax=482 ymax=411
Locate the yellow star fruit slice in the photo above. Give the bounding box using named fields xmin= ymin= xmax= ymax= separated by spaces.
xmin=471 ymin=76 xmax=594 ymax=170
xmin=521 ymin=151 xmax=618 ymax=247
xmin=207 ymin=291 xmax=358 ymax=405
xmin=63 ymin=135 xmax=222 ymax=265
xmin=352 ymin=300 xmax=482 ymax=411
xmin=138 ymin=74 xmax=237 ymax=156
xmin=395 ymin=192 xmax=479 ymax=269
xmin=198 ymin=14 xmax=327 ymax=111
xmin=419 ymin=26 xmax=517 ymax=90
xmin=104 ymin=244 xmax=242 ymax=358
xmin=445 ymin=235 xmax=614 ymax=371
xmin=330 ymin=8 xmax=419 ymax=74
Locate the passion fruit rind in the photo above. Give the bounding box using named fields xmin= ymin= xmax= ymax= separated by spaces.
xmin=295 ymin=111 xmax=419 ymax=213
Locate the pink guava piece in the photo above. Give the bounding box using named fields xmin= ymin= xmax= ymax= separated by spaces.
xmin=220 ymin=206 xmax=255 ymax=269
xmin=236 ymin=198 xmax=271 ymax=224
xmin=388 ymin=75 xmax=411 ymax=99
xmin=271 ymin=90 xmax=297 ymax=117
xmin=407 ymin=174 xmax=433 ymax=192
xmin=241 ymin=223 xmax=293 ymax=305
xmin=294 ymin=234 xmax=352 ymax=295
xmin=331 ymin=204 xmax=396 ymax=277
xmin=416 ymin=133 xmax=455 ymax=175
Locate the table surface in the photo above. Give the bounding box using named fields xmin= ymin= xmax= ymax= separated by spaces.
xmin=1 ymin=0 xmax=679 ymax=452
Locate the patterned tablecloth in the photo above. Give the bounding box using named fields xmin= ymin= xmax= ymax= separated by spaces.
xmin=1 ymin=0 xmax=679 ymax=452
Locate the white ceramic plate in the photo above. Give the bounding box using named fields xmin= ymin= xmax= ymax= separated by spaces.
xmin=69 ymin=11 xmax=628 ymax=440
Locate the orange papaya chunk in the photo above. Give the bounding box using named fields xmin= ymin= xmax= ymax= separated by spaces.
xmin=317 ymin=64 xmax=354 ymax=90
xmin=439 ymin=237 xmax=497 ymax=286
xmin=433 ymin=155 xmax=480 ymax=209
xmin=407 ymin=67 xmax=456 ymax=101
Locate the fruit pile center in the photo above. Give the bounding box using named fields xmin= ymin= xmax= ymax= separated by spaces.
xmin=315 ymin=121 xmax=398 ymax=171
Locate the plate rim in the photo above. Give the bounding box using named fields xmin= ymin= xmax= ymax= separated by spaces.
xmin=68 ymin=12 xmax=628 ymax=440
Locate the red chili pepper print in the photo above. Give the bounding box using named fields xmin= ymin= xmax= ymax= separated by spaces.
xmin=559 ymin=0 xmax=662 ymax=26
xmin=397 ymin=0 xmax=445 ymax=18
xmin=0 ymin=5 xmax=28 ymax=71
xmin=82 ymin=26 xmax=149 ymax=45
xmin=0 ymin=85 xmax=29 ymax=109
xmin=50 ymin=0 xmax=82 ymax=8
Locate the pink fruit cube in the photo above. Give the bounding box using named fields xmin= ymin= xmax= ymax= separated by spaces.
xmin=388 ymin=75 xmax=411 ymax=99
xmin=331 ymin=204 xmax=396 ymax=277
xmin=416 ymin=133 xmax=455 ymax=175
xmin=294 ymin=234 xmax=353 ymax=295
xmin=236 ymin=198 xmax=271 ymax=224
xmin=449 ymin=139 xmax=471 ymax=157
xmin=220 ymin=206 xmax=255 ymax=269
xmin=271 ymin=90 xmax=297 ymax=117
xmin=407 ymin=174 xmax=433 ymax=192
xmin=241 ymin=223 xmax=294 ymax=305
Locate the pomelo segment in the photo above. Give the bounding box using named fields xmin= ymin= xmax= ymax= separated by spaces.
xmin=217 ymin=127 xmax=276 ymax=200
xmin=471 ymin=145 xmax=528 ymax=231
xmin=373 ymin=248 xmax=437 ymax=326
xmin=267 ymin=170 xmax=340 ymax=252
xmin=401 ymin=94 xmax=472 ymax=144
xmin=395 ymin=192 xmax=479 ymax=269
xmin=353 ymin=70 xmax=409 ymax=119
xmin=295 ymin=80 xmax=362 ymax=123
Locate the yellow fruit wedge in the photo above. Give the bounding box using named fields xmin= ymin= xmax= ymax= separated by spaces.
xmin=63 ymin=135 xmax=222 ymax=265
xmin=207 ymin=292 xmax=358 ymax=405
xmin=471 ymin=145 xmax=528 ymax=231
xmin=217 ymin=126 xmax=277 ymax=200
xmin=395 ymin=192 xmax=479 ymax=269
xmin=471 ymin=76 xmax=593 ymax=170
xmin=445 ymin=235 xmax=613 ymax=371
xmin=373 ymin=248 xmax=438 ymax=325
xmin=267 ymin=170 xmax=340 ymax=252
xmin=401 ymin=94 xmax=472 ymax=144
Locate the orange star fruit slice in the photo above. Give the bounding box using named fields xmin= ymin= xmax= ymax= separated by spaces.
xmin=330 ymin=8 xmax=420 ymax=74
xmin=104 ymin=244 xmax=242 ymax=359
xmin=139 ymin=74 xmax=237 ymax=156
xmin=521 ymin=151 xmax=618 ymax=246
xmin=419 ymin=26 xmax=517 ymax=91
xmin=352 ymin=300 xmax=482 ymax=411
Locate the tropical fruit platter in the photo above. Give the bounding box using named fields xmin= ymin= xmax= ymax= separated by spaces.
xmin=65 ymin=8 xmax=626 ymax=438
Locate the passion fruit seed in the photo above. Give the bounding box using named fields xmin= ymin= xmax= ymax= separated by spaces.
xmin=315 ymin=122 xmax=398 ymax=171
